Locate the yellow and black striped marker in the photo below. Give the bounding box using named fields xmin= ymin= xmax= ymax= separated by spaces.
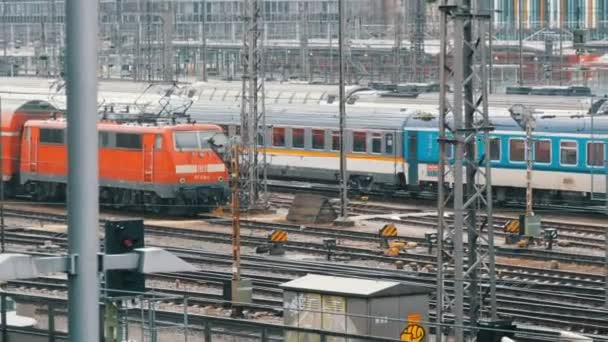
xmin=400 ymin=323 xmax=425 ymax=342
xmin=269 ymin=229 xmax=288 ymax=243
xmin=503 ymin=220 xmax=520 ymax=234
xmin=379 ymin=223 xmax=398 ymax=238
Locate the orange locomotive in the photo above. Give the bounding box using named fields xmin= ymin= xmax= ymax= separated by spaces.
xmin=3 ymin=100 xmax=229 ymax=214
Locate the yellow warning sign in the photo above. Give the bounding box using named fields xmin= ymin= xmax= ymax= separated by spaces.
xmin=503 ymin=219 xmax=520 ymax=234
xmin=400 ymin=313 xmax=426 ymax=342
xmin=380 ymin=223 xmax=398 ymax=237
xmin=269 ymin=229 xmax=288 ymax=242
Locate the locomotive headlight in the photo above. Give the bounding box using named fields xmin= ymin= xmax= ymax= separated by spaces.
xmin=179 ymin=178 xmax=186 ymax=184
xmin=218 ymin=177 xmax=224 ymax=182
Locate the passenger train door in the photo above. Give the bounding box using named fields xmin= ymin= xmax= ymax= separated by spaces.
xmin=142 ymin=135 xmax=154 ymax=183
xmin=589 ymin=140 xmax=608 ymax=201
xmin=407 ymin=131 xmax=418 ymax=186
xmin=27 ymin=127 xmax=38 ymax=173
xmin=589 ymin=119 xmax=607 ymax=202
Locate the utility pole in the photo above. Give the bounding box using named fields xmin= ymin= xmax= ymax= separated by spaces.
xmin=65 ymin=0 xmax=100 ymax=340
xmin=231 ymin=145 xmax=241 ymax=282
xmin=489 ymin=8 xmax=494 ymax=93
xmin=161 ymin=2 xmax=175 ymax=82
xmin=525 ymin=118 xmax=534 ymax=216
xmin=240 ymin=0 xmax=267 ymax=210
xmin=392 ymin=0 xmax=402 ymax=84
xmin=338 ymin=0 xmax=347 ymax=219
xmin=437 ymin=1 xmax=495 ymax=341
xmin=2 ymin=0 xmax=6 ymax=57
xmin=518 ymin=0 xmax=524 ymax=86
xmin=299 ymin=0 xmax=310 ymax=82
xmin=115 ymin=0 xmax=123 ymax=79
xmin=411 ymin=0 xmax=426 ymax=82
xmin=0 ymin=97 xmax=4 ymax=254
xmin=145 ymin=0 xmax=152 ymax=81
xmin=201 ymin=0 xmax=208 ymax=82
xmin=559 ymin=0 xmax=564 ymax=85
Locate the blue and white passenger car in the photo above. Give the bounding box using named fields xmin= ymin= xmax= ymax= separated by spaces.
xmin=404 ymin=114 xmax=608 ymax=203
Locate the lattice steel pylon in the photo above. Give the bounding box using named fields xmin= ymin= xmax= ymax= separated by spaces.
xmin=240 ymin=0 xmax=268 ymax=210
xmin=298 ymin=0 xmax=310 ymax=82
xmin=411 ymin=0 xmax=426 ymax=82
xmin=436 ymin=1 xmax=496 ymax=341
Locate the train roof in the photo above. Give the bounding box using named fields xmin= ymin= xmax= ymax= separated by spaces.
xmin=189 ymin=102 xmax=608 ymax=135
xmin=24 ymin=119 xmax=224 ymax=133
xmin=189 ymin=102 xmax=414 ymax=130
xmin=402 ymin=113 xmax=608 ymax=135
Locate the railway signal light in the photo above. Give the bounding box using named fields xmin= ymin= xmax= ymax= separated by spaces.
xmin=544 ymin=228 xmax=558 ymax=250
xmin=323 ymin=239 xmax=336 ymax=261
xmin=104 ymin=219 xmax=145 ymax=295
xmin=425 ymin=233 xmax=438 ymax=254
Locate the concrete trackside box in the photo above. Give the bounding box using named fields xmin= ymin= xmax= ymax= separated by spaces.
xmin=281 ymin=274 xmax=432 ymax=342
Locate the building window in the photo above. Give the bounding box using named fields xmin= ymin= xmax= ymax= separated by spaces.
xmin=489 ymin=137 xmax=500 ymax=161
xmin=292 ymin=128 xmax=305 ymax=148
xmin=40 ymin=128 xmax=64 ymax=144
xmin=272 ymin=127 xmax=285 ymax=147
xmin=560 ymin=141 xmax=578 ymax=166
xmin=257 ymin=133 xmax=264 ymax=146
xmin=312 ymin=129 xmax=325 ymax=150
xmin=509 ymin=139 xmax=525 ymax=162
xmin=385 ymin=133 xmax=394 ymax=155
xmin=353 ymin=132 xmax=367 ymax=153
xmin=331 ymin=131 xmax=340 ymax=151
xmin=371 ymin=133 xmax=382 ymax=154
xmin=116 ymin=133 xmax=142 ymax=149
xmin=534 ymin=140 xmax=551 ymax=164
xmin=587 ymin=142 xmax=605 ymax=167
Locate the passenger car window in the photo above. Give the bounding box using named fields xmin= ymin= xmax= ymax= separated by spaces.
xmin=587 ymin=142 xmax=604 ymax=167
xmin=353 ymin=132 xmax=366 ymax=153
xmin=371 ymin=133 xmax=382 ymax=154
xmin=560 ymin=141 xmax=577 ymax=165
xmin=534 ymin=140 xmax=551 ymax=164
xmin=292 ymin=128 xmax=305 ymax=148
xmin=116 ymin=133 xmax=142 ymax=149
xmin=40 ymin=128 xmax=64 ymax=144
xmin=99 ymin=132 xmax=110 ymax=148
xmin=509 ymin=139 xmax=525 ymax=162
xmin=331 ymin=131 xmax=340 ymax=151
xmin=273 ymin=127 xmax=285 ymax=147
xmin=489 ymin=137 xmax=500 ymax=161
xmin=312 ymin=129 xmax=325 ymax=150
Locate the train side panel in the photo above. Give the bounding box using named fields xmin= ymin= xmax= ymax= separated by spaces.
xmin=407 ymin=128 xmax=607 ymax=200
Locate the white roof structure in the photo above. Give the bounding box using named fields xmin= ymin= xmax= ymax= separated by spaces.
xmin=281 ymin=274 xmax=432 ymax=298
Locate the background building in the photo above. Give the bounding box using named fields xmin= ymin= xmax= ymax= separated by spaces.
xmin=1 ymin=0 xmax=607 ymax=89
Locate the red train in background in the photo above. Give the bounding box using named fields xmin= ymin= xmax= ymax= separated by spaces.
xmin=2 ymin=100 xmax=230 ymax=214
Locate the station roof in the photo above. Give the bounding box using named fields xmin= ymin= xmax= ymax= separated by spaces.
xmin=280 ymin=274 xmax=432 ymax=298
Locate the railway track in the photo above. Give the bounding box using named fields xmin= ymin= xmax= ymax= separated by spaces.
xmin=6 ymin=245 xmax=607 ymax=336
xmin=2 ymin=206 xmax=608 ymax=335
xmin=272 ymin=193 xmax=608 ymax=250
xmin=268 ymin=179 xmax=608 ymax=215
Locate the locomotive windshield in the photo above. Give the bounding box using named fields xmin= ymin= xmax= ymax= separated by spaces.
xmin=174 ymin=131 xmax=227 ymax=151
